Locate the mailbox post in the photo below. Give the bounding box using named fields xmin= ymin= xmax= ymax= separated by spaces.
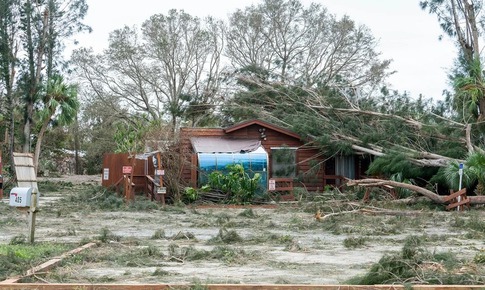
xmin=9 ymin=187 xmax=39 ymax=243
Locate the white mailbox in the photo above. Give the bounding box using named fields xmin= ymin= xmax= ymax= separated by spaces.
xmin=9 ymin=187 xmax=34 ymax=207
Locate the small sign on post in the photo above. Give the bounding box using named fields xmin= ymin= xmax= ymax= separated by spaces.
xmin=103 ymin=168 xmax=109 ymax=180
xmin=122 ymin=166 xmax=133 ymax=174
xmin=269 ymin=179 xmax=276 ymax=191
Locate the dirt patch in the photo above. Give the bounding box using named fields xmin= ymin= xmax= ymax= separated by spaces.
xmin=1 ymin=176 xmax=484 ymax=285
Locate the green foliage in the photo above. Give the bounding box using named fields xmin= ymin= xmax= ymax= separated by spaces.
xmin=208 ymin=228 xmax=244 ymax=244
xmin=97 ymin=227 xmax=121 ymax=243
xmin=349 ymin=235 xmax=483 ymax=285
xmin=184 ymin=187 xmax=199 ymax=202
xmin=473 ymin=252 xmax=485 ymax=264
xmin=367 ymin=153 xmax=420 ymax=178
xmin=151 ymin=229 xmax=166 ymax=240
xmin=343 ymin=236 xmax=367 ymax=249
xmin=206 ymin=164 xmax=261 ymax=204
xmin=443 ymin=151 xmax=485 ymax=191
xmin=389 ymin=172 xmax=414 ymax=198
xmin=0 ymin=242 xmax=71 ymax=280
xmin=113 ymin=118 xmax=151 ymax=153
xmin=238 ymin=208 xmax=257 ymax=218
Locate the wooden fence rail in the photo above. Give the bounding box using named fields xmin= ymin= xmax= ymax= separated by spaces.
xmin=444 ymin=188 xmax=470 ymax=211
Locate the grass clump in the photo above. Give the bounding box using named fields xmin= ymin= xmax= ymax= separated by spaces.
xmin=152 ymin=268 xmax=170 ymax=276
xmin=168 ymin=244 xmax=210 ymax=262
xmin=170 ymin=231 xmax=196 ymax=240
xmin=238 ymin=208 xmax=257 ymax=218
xmin=151 ymin=229 xmax=166 ymax=239
xmin=97 ymin=227 xmax=121 ymax=243
xmin=343 ymin=236 xmax=367 ymax=249
xmin=207 ymin=228 xmax=243 ymax=244
xmin=473 ymin=251 xmax=485 ymax=264
xmin=9 ymin=235 xmax=27 ymax=245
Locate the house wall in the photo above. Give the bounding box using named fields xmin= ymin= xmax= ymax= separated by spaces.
xmin=180 ymin=124 xmax=326 ymax=191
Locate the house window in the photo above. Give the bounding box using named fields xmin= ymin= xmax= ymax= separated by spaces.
xmin=335 ymin=155 xmax=355 ymax=179
xmin=271 ymin=147 xmax=297 ymax=178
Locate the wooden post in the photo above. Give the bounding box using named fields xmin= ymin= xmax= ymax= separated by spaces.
xmin=28 ymin=188 xmax=38 ymax=244
xmin=124 ymin=155 xmax=136 ymax=202
xmin=156 ymin=152 xmax=165 ymax=205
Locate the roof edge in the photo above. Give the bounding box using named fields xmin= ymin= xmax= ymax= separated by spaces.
xmin=224 ymin=119 xmax=301 ymax=140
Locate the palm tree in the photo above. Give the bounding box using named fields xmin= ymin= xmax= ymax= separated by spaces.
xmin=33 ymin=75 xmax=79 ymax=173
xmin=453 ymin=58 xmax=485 ymax=121
xmin=445 ymin=150 xmax=485 ymax=195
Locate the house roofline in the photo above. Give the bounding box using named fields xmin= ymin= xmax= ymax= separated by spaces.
xmin=224 ymin=119 xmax=301 ymax=140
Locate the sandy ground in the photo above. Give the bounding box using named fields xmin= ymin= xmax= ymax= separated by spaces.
xmin=1 ymin=175 xmax=484 ymax=285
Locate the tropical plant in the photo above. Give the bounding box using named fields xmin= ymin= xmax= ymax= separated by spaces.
xmin=444 ymin=151 xmax=485 ymax=195
xmin=206 ymin=164 xmax=261 ymax=203
xmin=33 ymin=75 xmax=79 ymax=173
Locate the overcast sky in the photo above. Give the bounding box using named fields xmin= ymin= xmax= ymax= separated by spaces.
xmin=70 ymin=0 xmax=458 ymax=101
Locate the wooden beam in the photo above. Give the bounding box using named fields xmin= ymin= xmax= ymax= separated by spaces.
xmin=446 ymin=198 xmax=471 ymax=210
xmin=443 ymin=188 xmax=467 ymax=202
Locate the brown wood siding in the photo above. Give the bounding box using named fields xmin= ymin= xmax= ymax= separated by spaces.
xmin=102 ymin=153 xmax=154 ymax=193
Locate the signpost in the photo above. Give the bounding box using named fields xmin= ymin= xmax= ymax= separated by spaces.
xmin=156 ymin=152 xmax=165 ymax=205
xmin=458 ymin=163 xmax=464 ymax=212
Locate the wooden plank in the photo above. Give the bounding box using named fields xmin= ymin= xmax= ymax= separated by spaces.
xmin=446 ymin=198 xmax=471 ymax=210
xmin=443 ymin=188 xmax=467 ymax=202
xmin=0 ymin=284 xmax=484 ymax=290
xmin=271 ymin=187 xmax=293 ymax=191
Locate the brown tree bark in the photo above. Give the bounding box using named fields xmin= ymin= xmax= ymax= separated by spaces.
xmin=347 ymin=178 xmax=485 ymax=205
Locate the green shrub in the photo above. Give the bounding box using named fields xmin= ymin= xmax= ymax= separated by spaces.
xmin=343 ymin=236 xmax=367 ymax=249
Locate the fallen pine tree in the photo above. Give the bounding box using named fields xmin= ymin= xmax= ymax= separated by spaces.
xmin=347 ymin=178 xmax=485 ymax=205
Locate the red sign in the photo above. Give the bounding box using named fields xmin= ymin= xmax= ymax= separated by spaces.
xmin=122 ymin=166 xmax=132 ymax=174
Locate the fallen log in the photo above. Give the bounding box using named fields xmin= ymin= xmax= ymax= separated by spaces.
xmin=347 ymin=178 xmax=485 ymax=205
xmin=347 ymin=178 xmax=445 ymax=203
